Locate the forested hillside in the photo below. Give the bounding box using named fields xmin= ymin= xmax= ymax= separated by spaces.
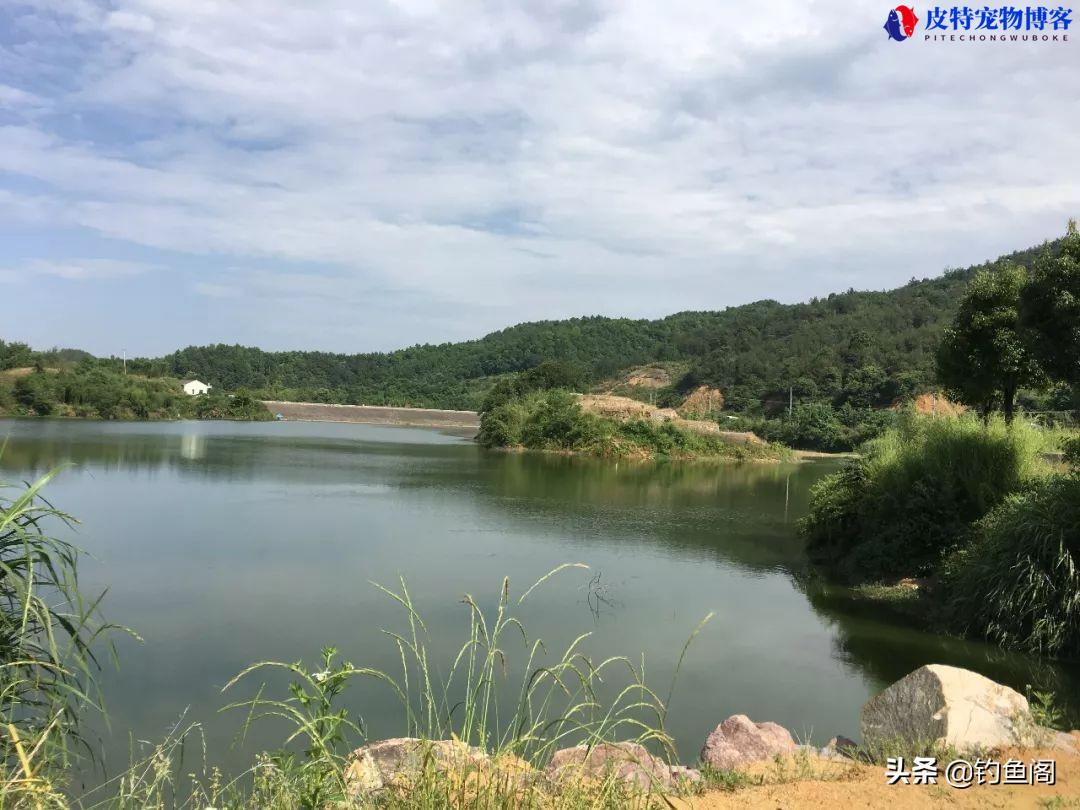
xmin=4 ymin=240 xmax=1058 ymax=412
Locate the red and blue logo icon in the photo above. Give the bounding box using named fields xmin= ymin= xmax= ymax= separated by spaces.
xmin=884 ymin=5 xmax=920 ymax=39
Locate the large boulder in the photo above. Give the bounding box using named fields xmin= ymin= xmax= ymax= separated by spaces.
xmin=861 ymin=664 xmax=1033 ymax=751
xmin=699 ymin=715 xmax=797 ymax=770
xmin=545 ymin=742 xmax=698 ymax=790
xmin=344 ymin=738 xmax=490 ymax=798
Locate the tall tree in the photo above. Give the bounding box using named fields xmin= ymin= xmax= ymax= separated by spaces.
xmin=1020 ymin=220 xmax=1080 ymax=398
xmin=937 ymin=263 xmax=1045 ymax=421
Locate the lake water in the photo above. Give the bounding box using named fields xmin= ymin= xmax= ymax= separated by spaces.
xmin=1 ymin=418 xmax=1077 ymax=785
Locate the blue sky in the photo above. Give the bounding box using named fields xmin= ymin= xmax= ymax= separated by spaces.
xmin=1 ymin=1 xmax=1077 ymax=356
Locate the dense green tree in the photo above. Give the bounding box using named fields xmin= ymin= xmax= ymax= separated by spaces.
xmin=0 ymin=340 xmax=34 ymax=370
xmin=937 ymin=264 xmax=1045 ymax=421
xmin=13 ymin=372 xmax=55 ymax=415
xmin=1020 ymin=220 xmax=1080 ymax=393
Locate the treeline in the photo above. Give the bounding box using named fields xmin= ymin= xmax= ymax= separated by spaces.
xmin=3 ymin=239 xmax=1056 ymax=413
xmin=0 ymin=364 xmax=269 ymax=421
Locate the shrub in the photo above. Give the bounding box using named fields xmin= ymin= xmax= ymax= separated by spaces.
xmin=730 ymin=403 xmax=898 ymax=453
xmin=801 ymin=413 xmax=1045 ymax=581
xmin=479 ymin=362 xmax=585 ymax=414
xmin=13 ymin=373 xmax=56 ymax=416
xmin=943 ymin=473 xmax=1080 ymax=657
xmin=477 ymin=400 xmax=529 ymax=447
xmin=1065 ymin=437 xmax=1080 ymax=470
xmin=520 ymin=390 xmax=602 ymax=450
xmin=774 ymin=403 xmax=847 ymax=452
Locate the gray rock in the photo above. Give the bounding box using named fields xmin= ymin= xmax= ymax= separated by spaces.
xmin=822 ymin=735 xmax=859 ymax=759
xmin=861 ymin=664 xmax=1032 ymax=752
xmin=669 ymin=764 xmax=704 ymax=785
xmin=700 ymin=714 xmax=797 ymax=770
xmin=545 ymin=742 xmax=689 ymax=790
xmin=344 ymin=738 xmax=488 ymax=799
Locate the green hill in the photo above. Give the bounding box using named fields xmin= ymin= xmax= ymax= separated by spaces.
xmin=3 ymin=239 xmax=1060 ymax=413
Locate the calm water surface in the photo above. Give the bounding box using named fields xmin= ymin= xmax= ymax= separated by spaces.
xmin=1 ymin=418 xmax=1077 ymax=784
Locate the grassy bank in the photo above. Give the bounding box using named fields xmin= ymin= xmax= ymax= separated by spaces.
xmin=0 ymin=367 xmax=270 ymax=421
xmin=801 ymin=413 xmax=1080 ymax=659
xmin=478 ymin=389 xmax=789 ymax=462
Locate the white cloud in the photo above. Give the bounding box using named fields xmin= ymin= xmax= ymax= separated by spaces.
xmin=0 ymin=0 xmax=1078 ymax=352
xmin=0 ymin=84 xmax=46 ymax=108
xmin=12 ymin=258 xmax=157 ymax=281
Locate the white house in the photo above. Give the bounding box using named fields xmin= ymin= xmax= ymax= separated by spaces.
xmin=181 ymin=379 xmax=211 ymax=396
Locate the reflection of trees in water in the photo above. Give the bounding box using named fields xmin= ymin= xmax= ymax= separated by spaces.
xmin=485 ymin=451 xmax=800 ymax=502
xmin=468 ymin=451 xmax=834 ymax=576
xmin=2 ymin=433 xmax=190 ymax=474
xmin=796 ymin=573 xmax=1080 ymax=727
xmin=0 ymin=428 xmax=470 ymax=483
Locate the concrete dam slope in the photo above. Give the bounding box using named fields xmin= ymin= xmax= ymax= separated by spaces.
xmin=262 ymin=400 xmax=480 ymax=432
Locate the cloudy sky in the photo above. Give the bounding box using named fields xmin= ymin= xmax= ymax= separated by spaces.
xmin=1 ymin=1 xmax=1077 ymax=356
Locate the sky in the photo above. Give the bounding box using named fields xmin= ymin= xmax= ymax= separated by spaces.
xmin=1 ymin=1 xmax=1078 ymax=357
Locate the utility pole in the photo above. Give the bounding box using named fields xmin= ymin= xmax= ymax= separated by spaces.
xmin=788 ymin=386 xmax=793 ymax=417
xmin=123 ymin=350 xmax=127 ymax=375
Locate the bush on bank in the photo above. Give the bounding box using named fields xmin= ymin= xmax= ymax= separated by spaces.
xmin=479 ymin=389 xmax=785 ymax=460
xmin=800 ymin=412 xmax=1044 ymax=582
xmin=734 ymin=402 xmax=900 ymax=453
xmin=943 ymin=460 xmax=1080 ymax=658
xmin=802 ymin=411 xmax=1080 ymax=659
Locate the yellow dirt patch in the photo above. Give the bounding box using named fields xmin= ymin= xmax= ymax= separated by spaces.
xmin=577 ymin=394 xmax=762 ymax=445
xmin=625 ymin=366 xmax=674 ymax=389
xmin=578 ymin=393 xmax=659 ymax=420
xmin=677 ymin=386 xmax=725 ymax=418
xmin=910 ymin=392 xmax=967 ymax=417
xmin=0 ymin=367 xmax=60 ymax=379
xmin=677 ymin=746 xmax=1079 ymax=809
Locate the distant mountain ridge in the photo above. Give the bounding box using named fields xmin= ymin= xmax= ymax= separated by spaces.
xmin=28 ymin=239 xmax=1065 ymax=412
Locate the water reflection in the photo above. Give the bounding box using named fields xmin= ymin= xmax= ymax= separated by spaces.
xmin=179 ymin=433 xmax=206 ymax=461
xmin=802 ymin=579 xmax=1080 ymax=725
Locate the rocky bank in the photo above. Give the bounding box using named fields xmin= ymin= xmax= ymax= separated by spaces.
xmin=344 ymin=664 xmax=1079 ymax=803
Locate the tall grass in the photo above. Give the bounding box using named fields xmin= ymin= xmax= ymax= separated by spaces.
xmin=219 ymin=566 xmax=701 ymax=807
xmin=944 ymin=472 xmax=1080 ymax=658
xmin=801 ymin=412 xmax=1046 ymax=581
xmin=0 ymin=460 xmax=118 ymax=806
